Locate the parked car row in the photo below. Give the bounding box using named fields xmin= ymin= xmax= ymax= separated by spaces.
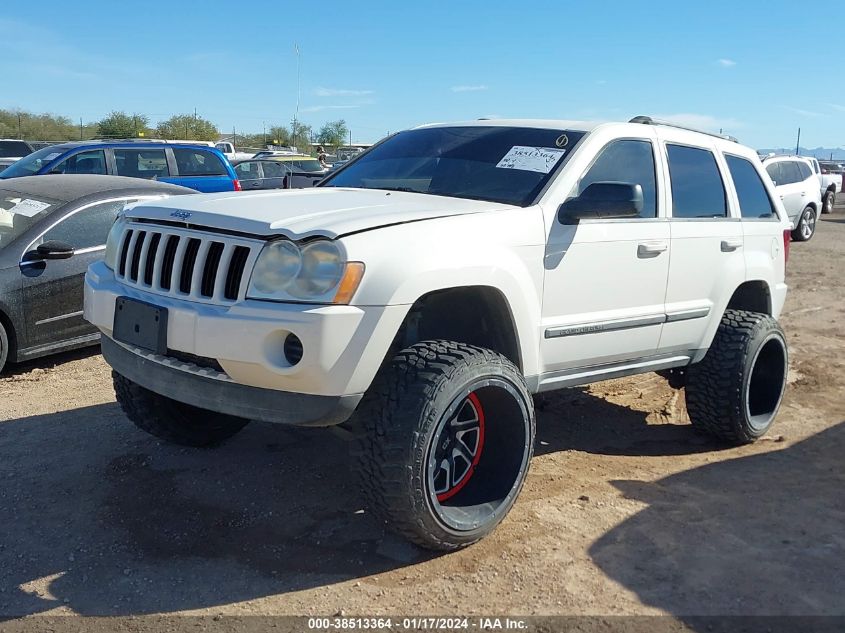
xmin=761 ymin=154 xmax=836 ymax=242
xmin=0 ymin=140 xmax=241 ymax=193
xmin=233 ymin=154 xmax=329 ymax=190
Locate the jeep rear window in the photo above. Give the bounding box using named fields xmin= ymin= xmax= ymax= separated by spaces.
xmin=725 ymin=155 xmax=776 ymax=219
xmin=320 ymin=126 xmax=586 ymax=207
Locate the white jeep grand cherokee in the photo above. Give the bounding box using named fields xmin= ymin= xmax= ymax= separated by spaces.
xmin=84 ymin=116 xmax=791 ymax=550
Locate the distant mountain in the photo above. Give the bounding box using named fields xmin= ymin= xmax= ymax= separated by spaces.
xmin=757 ymin=147 xmax=845 ymax=160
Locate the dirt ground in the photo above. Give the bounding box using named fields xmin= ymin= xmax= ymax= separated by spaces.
xmin=1 ymin=206 xmax=843 ymax=622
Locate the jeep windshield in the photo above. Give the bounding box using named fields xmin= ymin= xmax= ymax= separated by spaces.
xmin=320 ymin=126 xmax=585 ymax=207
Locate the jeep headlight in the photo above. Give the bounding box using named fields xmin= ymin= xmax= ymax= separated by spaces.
xmin=247 ymin=239 xmax=364 ymax=304
xmin=103 ymin=216 xmax=127 ymax=270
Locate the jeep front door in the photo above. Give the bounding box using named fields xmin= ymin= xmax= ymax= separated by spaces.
xmin=540 ymin=138 xmax=670 ymax=383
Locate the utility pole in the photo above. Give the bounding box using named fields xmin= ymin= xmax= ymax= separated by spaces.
xmin=263 ymin=122 xmax=266 ymax=147
xmin=795 ymin=128 xmax=801 ymax=156
xmin=17 ymin=113 xmax=22 ymax=139
xmin=79 ymin=117 xmax=83 ymax=140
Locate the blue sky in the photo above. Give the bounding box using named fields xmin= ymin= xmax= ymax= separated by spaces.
xmin=2 ymin=1 xmax=843 ymax=149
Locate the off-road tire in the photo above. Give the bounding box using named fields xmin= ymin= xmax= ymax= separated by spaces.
xmin=686 ymin=309 xmax=788 ymax=445
xmin=352 ymin=341 xmax=535 ymax=551
xmin=822 ymin=190 xmax=835 ymax=215
xmin=113 ymin=371 xmax=250 ymax=446
xmin=0 ymin=320 xmax=8 ymax=374
xmin=791 ymin=205 xmax=817 ymax=241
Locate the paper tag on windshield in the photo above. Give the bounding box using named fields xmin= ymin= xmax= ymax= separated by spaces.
xmin=496 ymin=146 xmax=566 ymax=174
xmin=44 ymin=152 xmax=61 ymax=161
xmin=8 ymin=198 xmax=51 ymax=217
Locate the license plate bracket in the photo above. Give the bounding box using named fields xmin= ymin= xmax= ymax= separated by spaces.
xmin=113 ymin=297 xmax=168 ymax=355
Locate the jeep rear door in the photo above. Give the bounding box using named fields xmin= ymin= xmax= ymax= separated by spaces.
xmin=539 ymin=136 xmax=670 ymax=382
xmin=658 ymin=138 xmax=745 ymax=356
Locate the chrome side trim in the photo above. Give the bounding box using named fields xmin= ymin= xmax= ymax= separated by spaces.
xmin=545 ymin=307 xmax=711 ymax=339
xmin=665 ymin=307 xmax=711 ymax=322
xmin=537 ymin=354 xmax=692 ymax=392
xmin=35 ymin=310 xmax=84 ymax=326
xmin=545 ymin=314 xmax=665 ymax=339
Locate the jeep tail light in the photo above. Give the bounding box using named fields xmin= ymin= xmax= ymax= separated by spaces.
xmin=783 ymin=229 xmax=791 ymax=264
xmin=233 ymin=179 xmax=242 ymax=191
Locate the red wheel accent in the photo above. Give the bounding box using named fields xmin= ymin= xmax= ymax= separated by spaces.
xmin=437 ymin=392 xmax=485 ymax=502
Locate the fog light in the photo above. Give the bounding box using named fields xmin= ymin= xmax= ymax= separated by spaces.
xmin=283 ymin=333 xmax=303 ymax=366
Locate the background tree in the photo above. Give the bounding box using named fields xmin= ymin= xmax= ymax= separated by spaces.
xmin=0 ymin=109 xmax=94 ymax=141
xmin=317 ymin=119 xmax=349 ymax=148
xmin=156 ymin=114 xmax=218 ymax=141
xmin=290 ymin=121 xmax=312 ymax=153
xmin=268 ymin=125 xmax=291 ymax=146
xmin=97 ymin=111 xmax=150 ymax=138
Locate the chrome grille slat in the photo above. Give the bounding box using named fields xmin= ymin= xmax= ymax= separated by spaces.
xmin=115 ymin=224 xmax=259 ymax=305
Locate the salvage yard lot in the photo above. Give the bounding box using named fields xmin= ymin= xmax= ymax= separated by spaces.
xmin=1 ymin=207 xmax=843 ymax=618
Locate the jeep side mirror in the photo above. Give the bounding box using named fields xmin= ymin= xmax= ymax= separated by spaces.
xmin=558 ymin=182 xmax=644 ymax=224
xmin=32 ymin=240 xmax=75 ymax=260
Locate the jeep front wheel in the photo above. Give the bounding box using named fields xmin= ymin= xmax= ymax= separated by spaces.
xmin=685 ymin=309 xmax=788 ymax=445
xmin=353 ymin=341 xmax=535 ymax=551
xmin=113 ymin=371 xmax=250 ymax=446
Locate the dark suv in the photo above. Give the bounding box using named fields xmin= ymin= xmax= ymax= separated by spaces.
xmin=0 ymin=141 xmax=241 ymax=193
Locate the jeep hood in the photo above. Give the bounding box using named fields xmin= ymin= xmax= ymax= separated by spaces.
xmin=124 ymin=187 xmax=515 ymax=239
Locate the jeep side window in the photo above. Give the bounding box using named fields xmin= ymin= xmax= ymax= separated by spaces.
xmin=576 ymin=140 xmax=657 ymax=218
xmin=725 ymin=155 xmax=776 ymax=219
xmin=666 ymin=144 xmax=727 ymax=218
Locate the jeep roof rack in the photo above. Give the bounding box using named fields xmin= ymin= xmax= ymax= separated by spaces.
xmin=629 ymin=115 xmax=739 ymax=143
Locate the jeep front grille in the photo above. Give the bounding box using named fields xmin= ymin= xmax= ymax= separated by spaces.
xmin=115 ymin=226 xmax=259 ymax=303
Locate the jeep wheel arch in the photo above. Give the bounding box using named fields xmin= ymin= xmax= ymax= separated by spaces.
xmin=727 ymin=281 xmax=772 ymax=316
xmin=390 ymin=286 xmax=523 ymax=372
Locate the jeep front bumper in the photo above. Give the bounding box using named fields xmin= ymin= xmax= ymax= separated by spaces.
xmin=84 ymin=261 xmax=407 ymax=425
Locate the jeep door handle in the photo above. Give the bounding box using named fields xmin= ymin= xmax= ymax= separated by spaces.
xmin=637 ymin=241 xmax=668 ymax=258
xmin=721 ymin=238 xmax=743 ymax=252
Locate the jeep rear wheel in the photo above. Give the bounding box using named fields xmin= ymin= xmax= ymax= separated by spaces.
xmin=353 ymin=341 xmax=534 ymax=551
xmin=685 ymin=309 xmax=788 ymax=445
xmin=113 ymin=371 xmax=250 ymax=447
